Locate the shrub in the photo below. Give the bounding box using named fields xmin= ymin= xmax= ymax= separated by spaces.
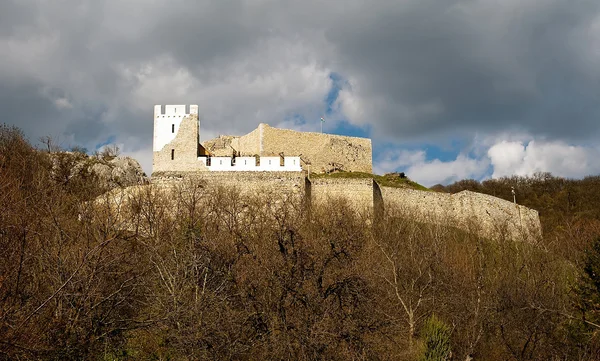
xmin=419 ymin=315 xmax=452 ymax=361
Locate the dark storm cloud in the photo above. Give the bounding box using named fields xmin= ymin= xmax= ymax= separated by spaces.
xmin=324 ymin=0 xmax=600 ymax=142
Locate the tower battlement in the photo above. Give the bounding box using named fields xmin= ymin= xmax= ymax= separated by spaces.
xmin=153 ymin=104 xmax=199 ymax=117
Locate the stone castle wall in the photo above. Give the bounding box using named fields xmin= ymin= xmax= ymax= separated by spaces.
xmin=154 ymin=171 xmax=306 ymax=199
xmin=148 ymin=172 xmax=542 ymax=242
xmin=259 ymin=124 xmax=372 ymax=173
xmin=236 ymin=127 xmax=261 ymax=156
xmin=201 ymin=124 xmax=372 ymax=173
xmin=308 ymin=177 xmax=375 ymax=216
xmin=379 ymin=187 xmax=542 ymax=242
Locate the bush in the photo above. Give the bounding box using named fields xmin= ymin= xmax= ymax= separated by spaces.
xmin=419 ymin=315 xmax=452 ymax=361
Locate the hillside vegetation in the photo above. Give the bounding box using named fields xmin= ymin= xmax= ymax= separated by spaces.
xmin=2 ymin=124 xmax=600 ymax=360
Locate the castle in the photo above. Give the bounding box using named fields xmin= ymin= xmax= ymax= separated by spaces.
xmin=151 ymin=104 xmax=542 ymax=243
xmin=152 ymin=104 xmax=372 ymax=174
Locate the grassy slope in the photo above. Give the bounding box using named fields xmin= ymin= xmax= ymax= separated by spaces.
xmin=309 ymin=171 xmax=430 ymax=191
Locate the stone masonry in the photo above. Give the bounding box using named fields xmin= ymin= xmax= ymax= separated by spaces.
xmin=307 ymin=177 xmax=375 ymax=216
xmin=202 ymin=123 xmax=372 ymax=174
xmin=378 ymin=187 xmax=542 ymax=242
xmin=147 ymin=172 xmax=542 ymax=242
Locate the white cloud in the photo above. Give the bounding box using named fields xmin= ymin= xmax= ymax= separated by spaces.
xmin=488 ymin=140 xmax=600 ymax=178
xmin=54 ymin=98 xmax=73 ymax=110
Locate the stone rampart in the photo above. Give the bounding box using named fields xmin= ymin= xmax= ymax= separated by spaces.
xmin=308 ymin=177 xmax=374 ymax=216
xmin=153 ymin=171 xmax=306 ymax=200
xmin=148 ymin=172 xmax=542 ymax=242
xmin=379 ymin=187 xmax=542 ymax=242
xmin=237 ymin=127 xmax=261 ymax=156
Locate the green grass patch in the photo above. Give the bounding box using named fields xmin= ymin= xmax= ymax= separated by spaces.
xmin=309 ymin=171 xmax=430 ymax=191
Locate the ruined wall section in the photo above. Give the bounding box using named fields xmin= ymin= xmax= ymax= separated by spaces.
xmin=308 ymin=177 xmax=374 ymax=216
xmin=154 ymin=171 xmax=306 ymax=200
xmin=202 ymin=135 xmax=238 ymax=156
xmin=153 ymin=113 xmax=208 ymax=174
xmin=237 ymin=127 xmax=261 ymax=156
xmin=379 ymin=187 xmax=542 ymax=242
xmin=200 ymin=124 xmax=372 ymax=173
xmin=260 ymin=124 xmax=372 ymax=173
xmin=201 ymin=127 xmax=261 ymax=157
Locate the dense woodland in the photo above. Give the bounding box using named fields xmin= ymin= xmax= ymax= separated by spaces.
xmin=2 ymin=123 xmax=600 ymax=360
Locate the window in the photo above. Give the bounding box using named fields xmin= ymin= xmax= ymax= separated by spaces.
xmin=244 ymin=160 xmax=247 ymax=165
xmin=172 ymin=124 xmax=175 ymax=133
xmin=171 ymin=149 xmax=174 ymax=160
xmin=269 ymin=160 xmax=271 ymax=165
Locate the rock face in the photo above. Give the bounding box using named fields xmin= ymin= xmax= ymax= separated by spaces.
xmin=50 ymin=152 xmax=148 ymax=190
xmin=91 ymin=156 xmax=148 ymax=188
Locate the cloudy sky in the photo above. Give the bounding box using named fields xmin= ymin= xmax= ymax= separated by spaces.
xmin=2 ymin=0 xmax=600 ymax=186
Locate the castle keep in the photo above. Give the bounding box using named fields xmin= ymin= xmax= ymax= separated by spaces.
xmin=151 ymin=104 xmax=542 ymax=242
xmin=153 ymin=104 xmax=372 ymax=174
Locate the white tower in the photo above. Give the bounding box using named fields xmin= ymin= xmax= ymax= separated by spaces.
xmin=152 ymin=104 xmax=207 ymax=174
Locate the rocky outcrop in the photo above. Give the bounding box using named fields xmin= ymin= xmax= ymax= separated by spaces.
xmin=50 ymin=152 xmax=148 ymax=190
xmin=90 ymin=156 xmax=148 ymax=188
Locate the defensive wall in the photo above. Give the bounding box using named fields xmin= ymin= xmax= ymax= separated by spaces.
xmin=202 ymin=123 xmax=373 ymax=174
xmin=155 ymin=172 xmax=543 ymax=242
xmin=378 ymin=187 xmax=542 ymax=242
xmin=306 ymin=177 xmax=375 ymax=217
xmin=153 ymin=171 xmax=306 ymax=200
